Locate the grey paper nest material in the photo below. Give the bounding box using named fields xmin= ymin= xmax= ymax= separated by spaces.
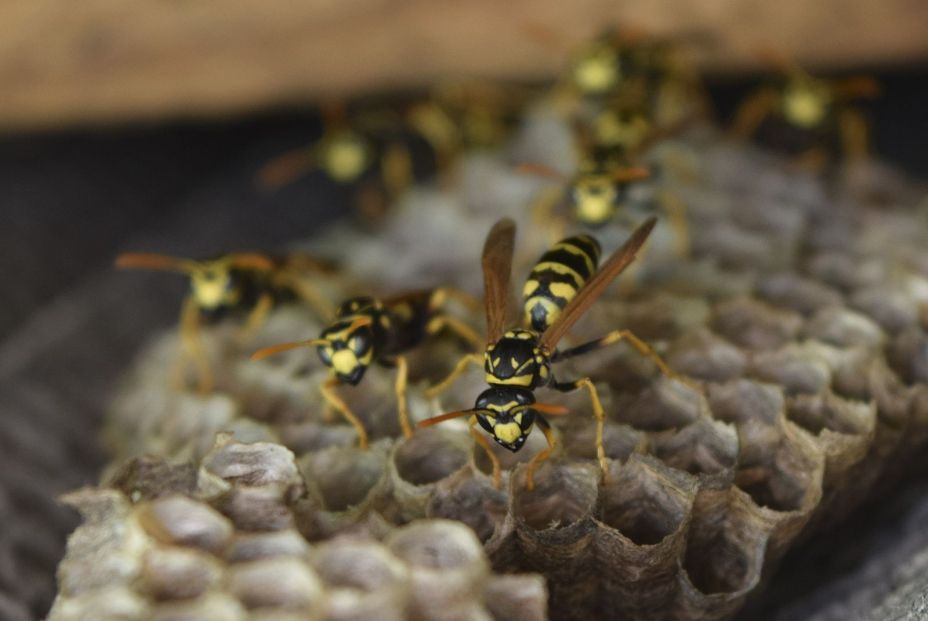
xmin=48 ymin=437 xmax=546 ymax=621
xmin=57 ymin=115 xmax=928 ymax=620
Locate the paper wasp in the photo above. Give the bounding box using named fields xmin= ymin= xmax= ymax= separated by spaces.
xmin=116 ymin=251 xmax=336 ymax=395
xmin=731 ymin=51 xmax=879 ymax=169
xmin=255 ymin=102 xmax=415 ymax=222
xmin=250 ymin=289 xmax=482 ymax=449
xmin=517 ymin=125 xmax=691 ymax=257
xmin=418 ymin=217 xmax=696 ymax=489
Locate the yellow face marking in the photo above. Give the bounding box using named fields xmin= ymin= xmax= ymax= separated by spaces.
xmin=192 ymin=270 xmax=237 ymax=309
xmin=324 ymin=137 xmax=368 ymax=182
xmin=331 ymin=349 xmax=360 ymax=375
xmin=494 ymin=422 xmax=523 ymax=445
xmin=514 ymin=412 xmax=523 ymax=425
xmin=573 ymin=46 xmax=619 ymax=93
xmin=783 ymin=83 xmax=830 ymax=128
xmin=487 ymin=401 xmax=520 ymax=412
xmin=380 ymin=315 xmax=391 ymax=328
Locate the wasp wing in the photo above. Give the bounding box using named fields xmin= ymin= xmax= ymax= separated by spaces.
xmin=540 ymin=216 xmax=656 ymax=351
xmin=482 ymin=218 xmax=516 ymax=343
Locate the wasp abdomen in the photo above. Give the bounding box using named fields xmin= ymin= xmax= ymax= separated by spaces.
xmin=522 ymin=235 xmax=601 ymax=332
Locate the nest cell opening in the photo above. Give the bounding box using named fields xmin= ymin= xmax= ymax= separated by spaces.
xmin=513 ymin=463 xmax=599 ymax=531
xmin=394 ymin=428 xmax=469 ymax=486
xmin=302 ymin=447 xmax=386 ymax=512
xmin=600 ymin=462 xmax=689 ymax=545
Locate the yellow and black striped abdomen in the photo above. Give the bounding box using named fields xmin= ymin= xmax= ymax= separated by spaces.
xmin=522 ymin=235 xmax=601 ymax=332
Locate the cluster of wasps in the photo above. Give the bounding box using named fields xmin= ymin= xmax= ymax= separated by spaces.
xmin=117 ymin=29 xmax=877 ymax=490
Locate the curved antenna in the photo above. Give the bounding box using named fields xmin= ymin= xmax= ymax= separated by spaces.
xmin=541 ymin=216 xmax=657 ymax=351
xmin=529 ymin=402 xmax=570 ymax=416
xmin=830 ymin=76 xmax=880 ymax=100
xmin=416 ymin=408 xmax=480 ymax=428
xmin=482 ymin=218 xmax=517 ymax=343
xmin=255 ymin=146 xmax=317 ymax=190
xmin=251 ymin=338 xmax=328 ymax=361
xmin=515 ymin=162 xmax=567 ymax=180
xmin=115 ymin=253 xmax=199 ymax=274
xmin=612 ymin=166 xmax=651 ymax=183
xmin=225 ymin=253 xmax=277 ymax=271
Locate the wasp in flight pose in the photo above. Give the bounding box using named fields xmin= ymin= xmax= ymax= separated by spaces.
xmin=116 ymin=252 xmax=336 ymax=395
xmin=251 ymin=289 xmax=483 ymax=449
xmin=418 ymin=217 xmax=695 ymax=490
xmin=731 ymin=51 xmax=879 ymax=169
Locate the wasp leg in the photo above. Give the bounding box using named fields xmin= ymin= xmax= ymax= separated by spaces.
xmin=255 ymin=145 xmax=317 ymax=190
xmin=320 ymin=377 xmax=369 ymax=449
xmin=424 ymin=353 xmax=483 ymax=399
xmin=552 ymin=329 xmax=701 ymax=392
xmin=429 ymin=287 xmax=482 ymax=313
xmin=729 ymin=87 xmax=779 ymax=142
xmin=426 ymin=316 xmax=484 ymax=351
xmin=550 ymin=377 xmax=607 ymax=483
xmin=658 ymin=190 xmax=690 ymax=258
xmin=237 ymin=292 xmax=274 ymax=346
xmin=838 ymin=108 xmax=870 ymax=162
xmin=380 ymin=355 xmax=413 ymax=438
xmin=524 ymin=417 xmax=558 ymax=491
xmin=281 ymin=274 xmax=335 ymax=321
xmin=469 ymin=415 xmax=502 ymax=489
xmin=177 ymin=295 xmax=213 ymax=395
xmin=381 ymin=142 xmax=414 ymax=200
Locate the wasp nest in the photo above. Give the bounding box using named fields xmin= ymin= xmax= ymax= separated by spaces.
xmin=47 ymin=436 xmax=546 ymax=621
xmin=54 ymin=114 xmax=928 ymax=621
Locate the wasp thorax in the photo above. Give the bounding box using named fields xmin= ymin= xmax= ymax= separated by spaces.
xmin=191 ymin=264 xmax=238 ymax=310
xmin=485 ymin=330 xmax=549 ymax=389
xmin=318 ymin=320 xmax=375 ymax=385
xmin=474 ymin=386 xmax=537 ymax=451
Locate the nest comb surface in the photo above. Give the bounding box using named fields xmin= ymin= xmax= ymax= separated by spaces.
xmin=56 ymin=113 xmax=928 ymax=621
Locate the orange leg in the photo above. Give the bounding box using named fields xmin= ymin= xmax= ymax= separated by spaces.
xmin=469 ymin=415 xmax=502 ymax=489
xmin=524 ymin=418 xmax=557 ymax=491
xmin=320 ymin=377 xmax=369 ymax=449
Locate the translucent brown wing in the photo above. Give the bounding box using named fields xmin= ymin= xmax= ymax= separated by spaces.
xmin=540 ymin=216 xmax=657 ymax=351
xmin=482 ymin=218 xmax=516 ymax=343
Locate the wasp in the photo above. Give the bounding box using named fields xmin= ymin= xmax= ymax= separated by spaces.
xmin=418 ymin=217 xmax=696 ymax=490
xmin=116 ymin=252 xmax=336 ymax=395
xmin=731 ymin=51 xmax=879 ymax=169
xmin=518 ymin=146 xmax=690 ymax=258
xmin=255 ymin=102 xmax=415 ymax=222
xmin=250 ymin=289 xmax=483 ymax=449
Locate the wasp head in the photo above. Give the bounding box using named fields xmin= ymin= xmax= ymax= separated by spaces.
xmin=190 ymin=261 xmax=239 ymax=311
xmin=317 ymin=315 xmax=375 ymax=385
xmin=473 ymin=386 xmax=537 ymax=451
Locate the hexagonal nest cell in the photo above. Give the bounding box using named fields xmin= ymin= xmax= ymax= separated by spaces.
xmin=46 ymin=111 xmax=928 ymax=621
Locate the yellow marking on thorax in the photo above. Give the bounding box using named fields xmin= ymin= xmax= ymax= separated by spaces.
xmin=488 ymin=374 xmax=534 ymax=386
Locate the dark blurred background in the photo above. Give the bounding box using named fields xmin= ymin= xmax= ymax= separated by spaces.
xmin=0 ymin=64 xmax=926 ymax=620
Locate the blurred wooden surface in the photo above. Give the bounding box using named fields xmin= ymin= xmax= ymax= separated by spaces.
xmin=0 ymin=0 xmax=927 ymax=130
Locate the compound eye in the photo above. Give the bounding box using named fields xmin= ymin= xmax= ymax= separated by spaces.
xmin=348 ymin=335 xmax=365 ymax=354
